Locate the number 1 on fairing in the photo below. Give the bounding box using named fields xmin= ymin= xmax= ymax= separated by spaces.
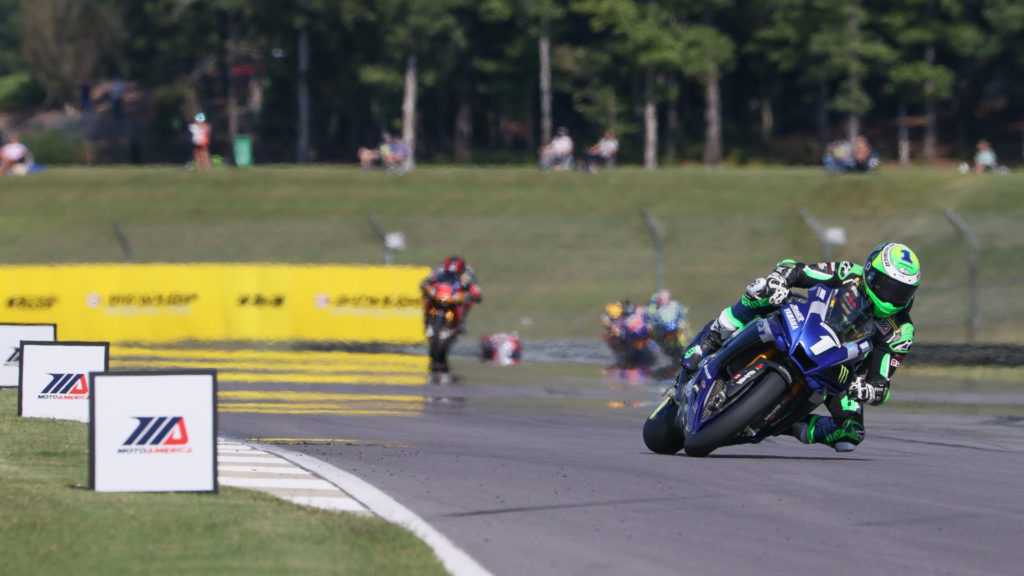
xmin=809 ymin=335 xmax=836 ymax=355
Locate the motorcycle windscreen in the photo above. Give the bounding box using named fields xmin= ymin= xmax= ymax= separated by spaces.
xmin=825 ymin=283 xmax=876 ymax=342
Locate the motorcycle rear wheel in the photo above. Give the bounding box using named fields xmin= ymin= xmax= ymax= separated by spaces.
xmin=643 ymin=396 xmax=687 ymax=454
xmin=683 ymin=372 xmax=787 ymax=457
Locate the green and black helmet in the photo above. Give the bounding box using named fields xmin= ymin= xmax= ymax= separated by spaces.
xmin=863 ymin=242 xmax=920 ymax=318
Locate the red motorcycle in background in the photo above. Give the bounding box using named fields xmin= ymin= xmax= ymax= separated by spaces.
xmin=481 ymin=332 xmax=522 ymax=366
xmin=425 ymin=271 xmax=468 ymax=373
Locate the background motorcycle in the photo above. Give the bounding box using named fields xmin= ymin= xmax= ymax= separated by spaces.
xmin=614 ymin=311 xmax=658 ymax=378
xmin=648 ymin=305 xmax=688 ymax=362
xmin=643 ymin=283 xmax=875 ymax=457
xmin=425 ymin=273 xmax=467 ymax=373
xmin=481 ymin=332 xmax=522 ymax=366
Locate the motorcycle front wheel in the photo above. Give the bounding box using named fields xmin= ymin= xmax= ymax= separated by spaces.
xmin=643 ymin=396 xmax=686 ymax=454
xmin=683 ymin=371 xmax=787 ymax=457
xmin=429 ymin=334 xmax=453 ymax=372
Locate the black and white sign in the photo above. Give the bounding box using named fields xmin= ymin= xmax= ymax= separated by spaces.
xmin=18 ymin=341 xmax=109 ymax=423
xmin=90 ymin=371 xmax=217 ymax=493
xmin=0 ymin=323 xmax=56 ymax=388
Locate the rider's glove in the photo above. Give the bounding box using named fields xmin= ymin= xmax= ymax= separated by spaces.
xmin=765 ymin=272 xmax=790 ymax=306
xmin=847 ymin=377 xmax=886 ymax=405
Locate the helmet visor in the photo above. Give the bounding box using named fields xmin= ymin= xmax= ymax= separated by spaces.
xmin=865 ymin=267 xmax=916 ymax=309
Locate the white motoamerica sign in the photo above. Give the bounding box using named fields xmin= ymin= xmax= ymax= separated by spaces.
xmin=0 ymin=323 xmax=56 ymax=387
xmin=18 ymin=341 xmax=109 ymax=423
xmin=90 ymin=371 xmax=217 ymax=493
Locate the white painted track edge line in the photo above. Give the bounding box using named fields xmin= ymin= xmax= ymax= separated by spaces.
xmin=249 ymin=440 xmax=494 ymax=576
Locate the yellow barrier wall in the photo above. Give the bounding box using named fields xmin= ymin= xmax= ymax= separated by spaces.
xmin=0 ymin=264 xmax=429 ymax=343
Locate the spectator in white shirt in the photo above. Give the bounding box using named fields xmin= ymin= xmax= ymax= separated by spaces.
xmin=539 ymin=126 xmax=574 ymax=171
xmin=1 ymin=135 xmax=31 ymax=176
xmin=583 ymin=129 xmax=619 ymax=173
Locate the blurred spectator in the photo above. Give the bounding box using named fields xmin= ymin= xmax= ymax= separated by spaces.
xmin=539 ymin=126 xmax=574 ymax=171
xmin=387 ymin=136 xmax=409 ymax=171
xmin=851 ymin=136 xmax=880 ymax=172
xmin=1 ymin=135 xmax=32 ymax=176
xmin=357 ymin=132 xmax=409 ymax=171
xmin=583 ymin=129 xmax=619 ymax=173
xmin=358 ymin=136 xmax=382 ymax=169
xmin=188 ymin=112 xmax=212 ymax=170
xmin=822 ymin=139 xmax=852 ymax=174
xmin=377 ymin=133 xmax=395 ymax=164
xmin=109 ymin=78 xmax=126 ymax=118
xmin=78 ymin=80 xmax=92 ymax=112
xmin=357 ymin=146 xmax=379 ymax=169
xmin=973 ymin=139 xmax=997 ymax=173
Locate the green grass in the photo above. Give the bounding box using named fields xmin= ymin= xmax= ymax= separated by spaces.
xmin=0 ymin=390 xmax=447 ymax=576
xmin=2 ymin=165 xmax=1022 ymax=342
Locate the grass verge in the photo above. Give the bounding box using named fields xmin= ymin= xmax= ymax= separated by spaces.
xmin=2 ymin=166 xmax=1023 ymax=342
xmin=0 ymin=389 xmax=446 ymax=576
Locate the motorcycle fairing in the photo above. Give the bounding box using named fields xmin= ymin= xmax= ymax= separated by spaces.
xmin=772 ymin=284 xmax=873 ymax=395
xmin=682 ymin=320 xmax=784 ymax=435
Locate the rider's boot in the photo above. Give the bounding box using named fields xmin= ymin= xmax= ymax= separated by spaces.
xmin=679 ymin=320 xmax=725 ymax=378
xmin=790 ymin=415 xmax=863 ymax=452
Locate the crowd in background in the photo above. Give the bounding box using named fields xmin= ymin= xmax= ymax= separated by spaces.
xmin=822 ymin=136 xmax=880 ymax=174
xmin=2 ymin=2 xmax=1022 ymax=168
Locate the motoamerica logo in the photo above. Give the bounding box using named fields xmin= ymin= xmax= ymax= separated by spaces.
xmin=118 ymin=416 xmax=192 ymax=454
xmin=6 ymin=295 xmax=58 ymax=309
xmin=4 ymin=347 xmax=20 ymax=366
xmin=37 ymin=373 xmax=89 ymax=399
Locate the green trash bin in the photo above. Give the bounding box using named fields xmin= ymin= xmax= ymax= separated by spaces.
xmin=232 ymin=135 xmax=253 ymax=168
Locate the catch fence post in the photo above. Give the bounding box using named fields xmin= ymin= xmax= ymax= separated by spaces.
xmin=798 ymin=208 xmax=846 ymax=260
xmin=945 ymin=208 xmax=980 ymax=343
xmin=640 ymin=208 xmax=664 ymax=292
xmin=368 ymin=214 xmax=405 ymax=265
xmin=111 ymin=221 xmax=133 ymax=262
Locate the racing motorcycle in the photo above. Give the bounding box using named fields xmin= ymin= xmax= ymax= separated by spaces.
xmin=614 ymin=311 xmax=658 ymax=378
xmin=425 ymin=272 xmax=467 ymax=373
xmin=643 ymin=282 xmax=875 ymax=457
xmin=648 ymin=303 xmax=688 ymax=362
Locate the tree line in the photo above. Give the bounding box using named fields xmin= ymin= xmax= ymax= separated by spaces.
xmin=2 ymin=0 xmax=1022 ymax=166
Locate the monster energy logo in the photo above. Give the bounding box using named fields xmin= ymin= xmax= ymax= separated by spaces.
xmin=838 ymin=365 xmax=850 ymax=383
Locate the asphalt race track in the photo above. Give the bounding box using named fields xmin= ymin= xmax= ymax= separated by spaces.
xmin=116 ymin=346 xmax=1024 ymax=576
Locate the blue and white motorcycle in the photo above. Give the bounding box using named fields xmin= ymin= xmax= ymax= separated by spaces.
xmin=643 ymin=282 xmax=875 ymax=457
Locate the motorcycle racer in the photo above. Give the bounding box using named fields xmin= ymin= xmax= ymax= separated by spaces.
xmin=601 ymin=301 xmax=630 ymax=367
xmin=679 ymin=242 xmax=920 ymax=452
xmin=646 ymin=289 xmax=690 ymax=361
xmin=421 ymin=255 xmax=482 ymax=332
